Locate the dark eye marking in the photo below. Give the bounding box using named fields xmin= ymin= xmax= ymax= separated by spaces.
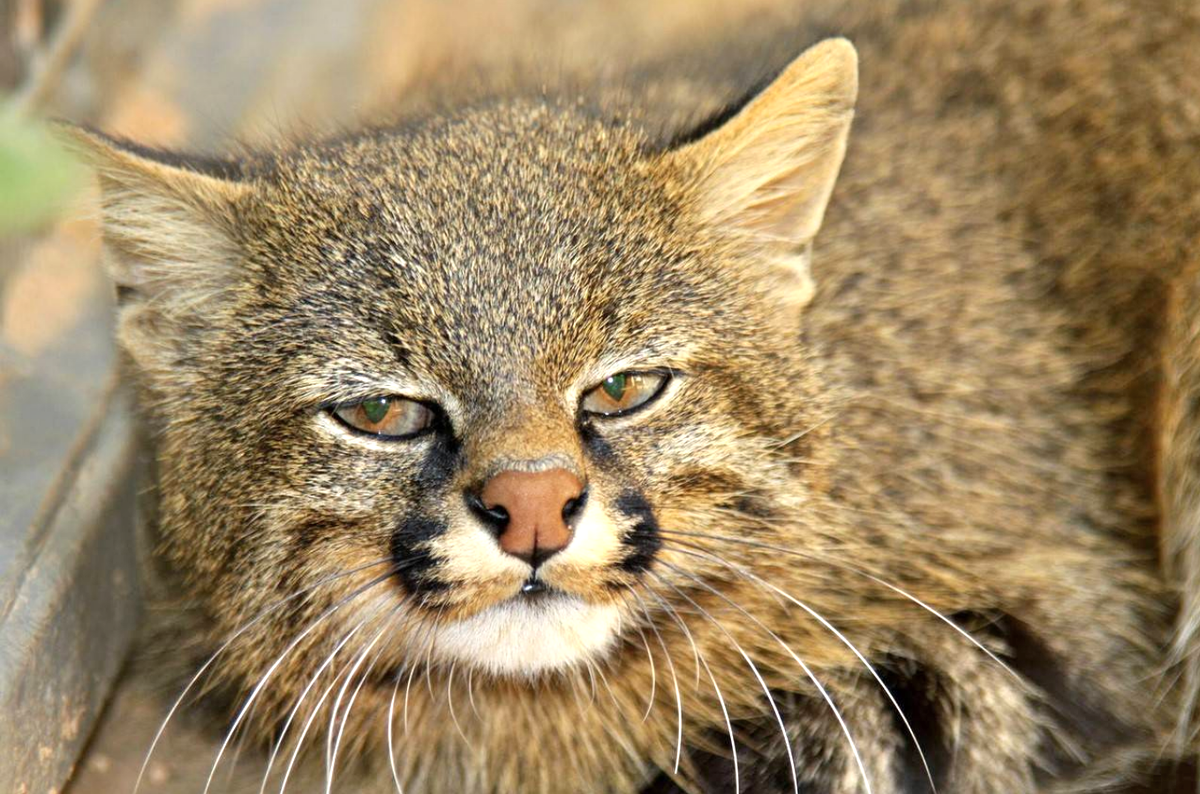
xmin=580 ymin=423 xmax=617 ymax=464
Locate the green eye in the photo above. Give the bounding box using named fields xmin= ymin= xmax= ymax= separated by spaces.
xmin=361 ymin=397 xmax=390 ymax=424
xmin=332 ymin=396 xmax=434 ymax=438
xmin=581 ymin=371 xmax=669 ymax=417
xmin=602 ymin=373 xmax=627 ymax=402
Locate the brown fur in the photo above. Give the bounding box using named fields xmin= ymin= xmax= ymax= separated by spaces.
xmin=67 ymin=1 xmax=1200 ymax=792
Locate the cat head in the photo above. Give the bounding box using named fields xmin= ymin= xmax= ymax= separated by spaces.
xmin=71 ymin=38 xmax=855 ymax=695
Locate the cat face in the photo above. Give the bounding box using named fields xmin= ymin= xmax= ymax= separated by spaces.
xmin=213 ymin=108 xmax=811 ymax=674
xmin=75 ymin=37 xmax=855 ymax=730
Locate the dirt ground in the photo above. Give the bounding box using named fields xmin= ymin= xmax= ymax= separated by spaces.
xmin=66 ymin=675 xmax=255 ymax=794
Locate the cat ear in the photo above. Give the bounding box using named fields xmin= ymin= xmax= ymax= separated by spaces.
xmin=668 ymin=38 xmax=857 ymax=303
xmin=60 ymin=125 xmax=252 ymax=373
xmin=62 ymin=125 xmax=251 ymax=309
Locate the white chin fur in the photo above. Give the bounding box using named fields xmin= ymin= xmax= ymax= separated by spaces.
xmin=429 ymin=595 xmax=621 ymax=677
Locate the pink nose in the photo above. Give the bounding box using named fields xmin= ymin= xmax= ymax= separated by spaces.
xmin=476 ymin=468 xmax=585 ymax=567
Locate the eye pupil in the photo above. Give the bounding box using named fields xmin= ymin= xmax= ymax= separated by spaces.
xmin=361 ymin=397 xmax=390 ymax=424
xmin=602 ymin=374 xmax=627 ymax=402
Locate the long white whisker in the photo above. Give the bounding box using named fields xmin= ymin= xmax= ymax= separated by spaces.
xmin=403 ymin=656 xmax=422 ymax=736
xmin=134 ymin=558 xmax=395 ymax=794
xmin=403 ymin=612 xmax=442 ymax=737
xmin=648 ymin=570 xmax=803 ymax=794
xmin=277 ymin=615 xmax=376 ymax=794
xmin=467 ymin=665 xmax=481 ymax=721
xmin=446 ymin=662 xmax=473 ymax=747
xmin=259 ymin=605 xmax=378 ymax=794
xmin=263 ymin=598 xmax=409 ymax=792
xmin=323 ymin=604 xmax=410 ymax=793
xmin=223 ymin=695 xmax=261 ymax=788
xmin=203 ymin=568 xmax=399 ymax=794
xmin=421 ymin=606 xmax=448 ymax=706
xmin=588 ymin=656 xmax=623 ymax=712
xmin=667 ymin=539 xmax=935 ymax=793
xmin=657 ymin=561 xmax=872 ymax=794
xmin=330 ymin=610 xmax=414 ymax=781
xmin=279 ymin=597 xmax=401 ymax=794
xmin=635 ymin=585 xmax=741 ymax=794
xmin=657 ymin=528 xmax=1018 ymax=680
xmin=387 ymin=665 xmax=405 ymax=793
xmin=633 ymin=621 xmax=657 ymax=722
xmin=622 ymin=585 xmax=684 ymax=774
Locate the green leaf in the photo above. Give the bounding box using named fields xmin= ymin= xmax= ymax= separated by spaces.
xmin=0 ymin=108 xmax=85 ymax=234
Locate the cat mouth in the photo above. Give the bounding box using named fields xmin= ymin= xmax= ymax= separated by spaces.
xmin=411 ymin=586 xmax=623 ymax=675
xmin=518 ymin=576 xmax=554 ymax=598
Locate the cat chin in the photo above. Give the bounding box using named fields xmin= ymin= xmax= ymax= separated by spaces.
xmin=426 ymin=593 xmax=621 ymax=677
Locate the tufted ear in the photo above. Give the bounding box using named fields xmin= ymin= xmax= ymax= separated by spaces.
xmin=60 ymin=125 xmax=253 ymax=374
xmin=668 ymin=38 xmax=858 ymax=304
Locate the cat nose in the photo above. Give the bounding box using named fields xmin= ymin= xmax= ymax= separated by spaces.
xmin=470 ymin=468 xmax=586 ymax=567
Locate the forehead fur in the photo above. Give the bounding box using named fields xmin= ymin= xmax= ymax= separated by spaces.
xmin=233 ymin=100 xmax=759 ymax=397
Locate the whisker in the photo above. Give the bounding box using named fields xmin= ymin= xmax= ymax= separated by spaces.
xmin=422 ymin=606 xmax=449 ymax=703
xmin=134 ymin=557 xmax=395 ymax=794
xmin=587 ymin=656 xmax=623 ymax=714
xmin=223 ymin=695 xmax=261 ymax=788
xmin=632 ymin=620 xmax=657 ymax=722
xmin=387 ymin=664 xmax=405 ymax=793
xmin=664 ymin=538 xmax=935 ymax=793
xmin=635 ymin=584 xmax=741 ymax=794
xmin=203 ymin=567 xmax=400 ymax=794
xmin=656 ymin=527 xmax=1019 ymax=680
xmin=767 ymin=413 xmax=837 ymax=449
xmin=324 ymin=604 xmax=413 ymax=793
xmin=655 ymin=561 xmax=873 ymax=794
xmin=446 ymin=661 xmax=473 ymax=747
xmin=647 ymin=569 xmax=803 ymax=794
xmin=633 ymin=588 xmax=703 ymax=693
xmin=467 ymin=665 xmax=481 ymax=721
xmin=277 ymin=607 xmax=384 ymax=794
xmin=404 ymin=612 xmax=442 ymax=737
xmin=259 ymin=602 xmax=382 ymax=794
xmin=402 ymin=654 xmax=423 ymax=737
xmin=267 ymin=600 xmax=414 ymax=791
xmin=634 ymin=586 xmax=684 ymax=774
xmin=333 ymin=608 xmax=416 ymax=776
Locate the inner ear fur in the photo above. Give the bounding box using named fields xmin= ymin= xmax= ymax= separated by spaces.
xmin=60 ymin=125 xmax=255 ymax=378
xmin=60 ymin=125 xmax=251 ymax=315
xmin=667 ymin=38 xmax=858 ymax=302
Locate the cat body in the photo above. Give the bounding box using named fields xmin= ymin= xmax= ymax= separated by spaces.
xmin=71 ymin=1 xmax=1200 ymax=792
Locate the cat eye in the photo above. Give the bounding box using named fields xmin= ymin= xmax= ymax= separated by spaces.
xmin=331 ymin=396 xmax=434 ymax=438
xmin=580 ymin=371 xmax=669 ymax=417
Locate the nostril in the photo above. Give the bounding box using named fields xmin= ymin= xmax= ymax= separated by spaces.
xmin=466 ymin=492 xmax=509 ymax=534
xmin=475 ymin=468 xmax=584 ymax=566
xmin=562 ymin=488 xmax=588 ymax=524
